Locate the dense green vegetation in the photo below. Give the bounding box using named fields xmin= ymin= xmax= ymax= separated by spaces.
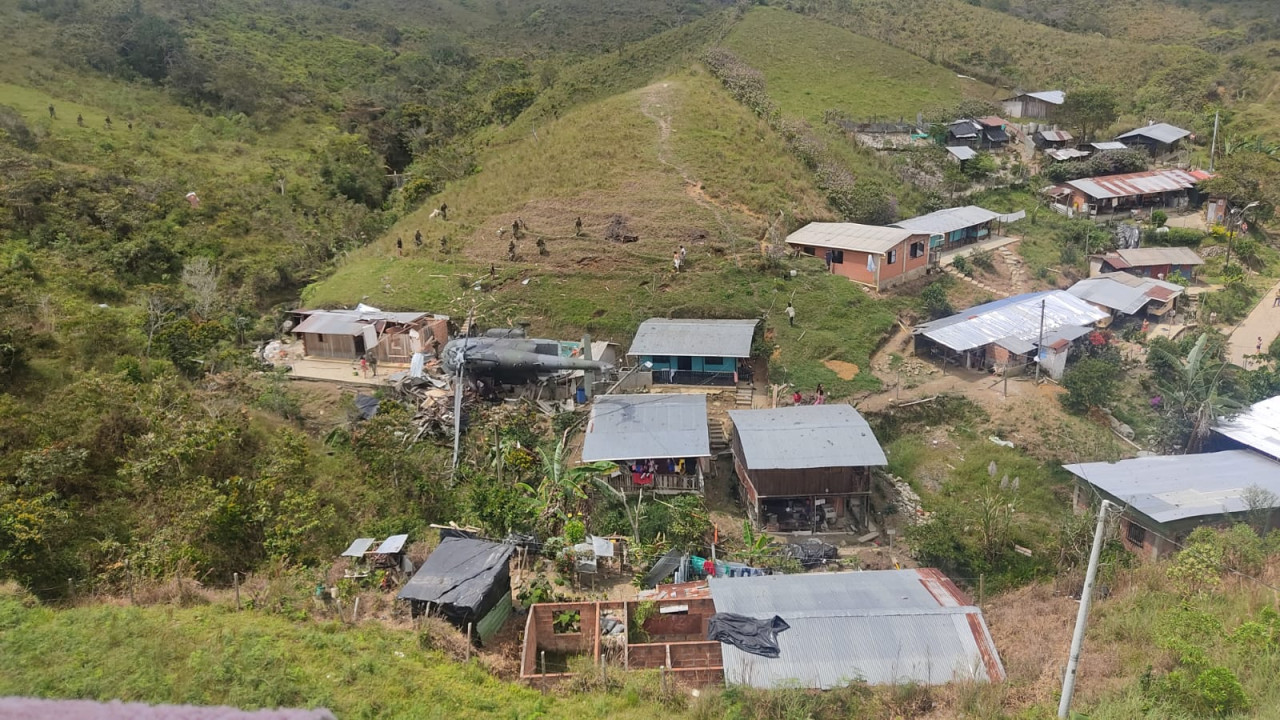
xmin=6 ymin=0 xmax=1280 ymax=717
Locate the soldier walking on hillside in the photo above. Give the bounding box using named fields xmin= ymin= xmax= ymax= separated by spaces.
xmin=440 ymin=236 xmax=448 ymax=253
xmin=508 ymin=239 xmax=517 ymax=262
xmin=439 ymin=203 xmax=448 ymax=221
xmin=574 ymin=216 xmax=583 ymax=236
xmin=47 ymin=104 xmax=55 ymax=119
xmin=76 ymin=113 xmax=84 ymax=127
xmin=396 ymin=237 xmax=403 ymax=256
xmin=414 ymin=229 xmax=423 ymax=247
xmin=786 ymin=302 xmax=796 ymax=327
xmin=512 ymin=220 xmax=522 ymax=240
xmin=104 ymin=116 xmax=112 ymax=130
xmin=536 ymin=237 xmax=548 ymax=256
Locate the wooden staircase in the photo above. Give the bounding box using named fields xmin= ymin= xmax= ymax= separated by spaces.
xmin=708 ymin=417 xmax=730 ymax=456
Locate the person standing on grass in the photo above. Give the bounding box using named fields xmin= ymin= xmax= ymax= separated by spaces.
xmin=673 ymin=249 xmax=682 ymax=273
xmin=575 ymin=216 xmax=583 ymax=236
xmin=439 ymin=203 xmax=448 ymax=221
xmin=396 ymin=237 xmax=403 ymax=256
xmin=785 ymin=302 xmax=796 ymax=327
xmin=414 ymin=229 xmax=423 ymax=247
xmin=48 ymin=104 xmax=55 ymax=119
xmin=814 ymin=384 xmax=825 ymax=405
xmin=679 ymin=245 xmax=687 ymax=263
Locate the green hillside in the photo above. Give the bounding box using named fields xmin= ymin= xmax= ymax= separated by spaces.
xmin=722 ymin=7 xmax=1000 ymax=121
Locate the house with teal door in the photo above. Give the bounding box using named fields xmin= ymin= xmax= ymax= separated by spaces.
xmin=892 ymin=205 xmax=1012 ymax=257
xmin=627 ymin=318 xmax=760 ymax=386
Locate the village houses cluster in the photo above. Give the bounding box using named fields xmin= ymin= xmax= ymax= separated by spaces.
xmin=262 ymin=87 xmax=1278 ymax=695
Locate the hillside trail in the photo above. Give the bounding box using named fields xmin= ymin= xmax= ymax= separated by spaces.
xmin=638 ymin=82 xmax=755 ymax=252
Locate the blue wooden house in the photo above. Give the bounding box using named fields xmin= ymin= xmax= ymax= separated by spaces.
xmin=628 ymin=318 xmax=760 ymax=386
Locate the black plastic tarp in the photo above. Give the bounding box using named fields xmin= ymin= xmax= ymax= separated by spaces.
xmin=397 ymin=537 xmax=514 ymax=625
xmin=707 ymin=613 xmax=791 ymax=658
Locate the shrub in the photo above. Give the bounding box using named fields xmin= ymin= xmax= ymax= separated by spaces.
xmin=951 ymin=254 xmax=970 ymax=275
xmin=1151 ymin=209 xmax=1168 ymax=227
xmin=969 ymin=248 xmax=995 ymax=273
xmin=921 ymin=281 xmax=954 ymax=319
xmin=1060 ymin=357 xmax=1119 ymax=413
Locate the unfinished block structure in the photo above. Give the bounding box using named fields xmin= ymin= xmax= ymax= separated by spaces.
xmin=520 ymin=597 xmax=723 ymax=687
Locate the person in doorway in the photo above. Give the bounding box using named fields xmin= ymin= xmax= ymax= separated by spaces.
xmin=824 ymin=249 xmax=833 ymax=271
xmin=785 ymin=302 xmax=796 ymax=327
xmin=814 ymin=383 xmax=825 ymax=405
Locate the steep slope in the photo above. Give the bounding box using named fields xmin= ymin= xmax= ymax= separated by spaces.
xmin=306 ymin=69 xmax=899 ymax=395
xmin=721 ymin=7 xmax=1000 ymax=121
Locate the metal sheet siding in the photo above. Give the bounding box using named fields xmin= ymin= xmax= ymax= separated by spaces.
xmin=1063 ymin=450 xmax=1280 ymax=523
xmin=709 ymin=570 xmax=1003 ymax=688
xmin=728 ymin=405 xmax=887 ymax=470
xmin=627 ymin=319 xmax=759 ymax=358
xmin=581 ymin=394 xmax=711 ymax=462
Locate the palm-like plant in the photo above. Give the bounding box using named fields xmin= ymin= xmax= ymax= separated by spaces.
xmin=518 ymin=432 xmax=616 ymax=532
xmin=1152 ymin=333 xmax=1240 ymax=452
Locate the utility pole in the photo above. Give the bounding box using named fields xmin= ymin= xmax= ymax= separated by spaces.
xmin=1058 ymin=499 xmax=1113 ymax=719
xmin=1209 ymin=110 xmax=1220 ymax=172
xmin=1033 ymin=298 xmax=1046 ymax=384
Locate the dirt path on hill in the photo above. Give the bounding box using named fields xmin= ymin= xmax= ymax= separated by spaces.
xmin=638 ymin=82 xmax=754 ymax=249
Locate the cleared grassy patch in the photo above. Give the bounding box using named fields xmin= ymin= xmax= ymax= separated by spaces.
xmin=722 ymin=7 xmax=1000 ymax=121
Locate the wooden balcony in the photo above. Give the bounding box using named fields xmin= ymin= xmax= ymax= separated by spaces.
xmin=605 ymin=471 xmax=703 ymax=495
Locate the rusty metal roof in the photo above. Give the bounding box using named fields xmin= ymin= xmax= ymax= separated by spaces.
xmin=709 ymin=569 xmax=1005 ymax=688
xmin=1066 ymin=169 xmax=1206 ymax=201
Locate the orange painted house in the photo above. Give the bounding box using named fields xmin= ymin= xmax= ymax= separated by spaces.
xmin=786 ymin=223 xmax=931 ymax=291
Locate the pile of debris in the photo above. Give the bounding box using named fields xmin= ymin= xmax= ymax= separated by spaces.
xmin=389 ymin=373 xmax=470 ymax=441
xmin=781 ymin=539 xmax=839 ymax=568
xmin=880 ymin=472 xmax=932 ymax=525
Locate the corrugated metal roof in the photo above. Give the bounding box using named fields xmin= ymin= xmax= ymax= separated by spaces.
xmin=1026 ymin=90 xmax=1065 ymax=104
xmin=341 ymin=538 xmax=376 ymax=557
xmin=709 ymin=570 xmax=1004 ymax=688
xmin=947 ymin=146 xmax=977 ymax=161
xmin=1112 ymin=246 xmax=1205 ymax=267
xmin=581 ymin=394 xmax=710 ymax=462
xmin=786 ymin=223 xmax=916 ymax=254
xmin=376 ymin=534 xmax=409 ymax=554
xmin=1068 ymin=273 xmax=1183 ymax=315
xmin=948 ymin=119 xmax=982 ymax=137
xmin=727 ymin=405 xmax=887 ymax=470
xmin=915 ymin=290 xmax=1108 ymax=353
xmin=1063 ymin=450 xmax=1280 ymax=524
xmin=292 ymin=309 xmax=431 ymax=336
xmin=1066 ymin=169 xmax=1204 ymax=201
xmin=977 ymin=116 xmax=1007 ymax=128
xmin=1047 ymin=148 xmax=1090 ymax=161
xmin=397 ymin=537 xmax=513 ymax=604
xmin=892 ymin=206 xmax=1001 ymax=236
xmin=1116 ymin=122 xmax=1191 ymax=145
xmin=1089 ymin=141 xmax=1128 ymax=151
xmin=1215 ymin=396 xmax=1280 ymax=461
xmin=627 ymin=318 xmax=759 ymax=358
xmin=1037 ymin=129 xmax=1073 ymax=142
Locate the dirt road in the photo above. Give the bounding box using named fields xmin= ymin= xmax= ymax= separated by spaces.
xmin=1226 ymin=278 xmax=1280 ymax=367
